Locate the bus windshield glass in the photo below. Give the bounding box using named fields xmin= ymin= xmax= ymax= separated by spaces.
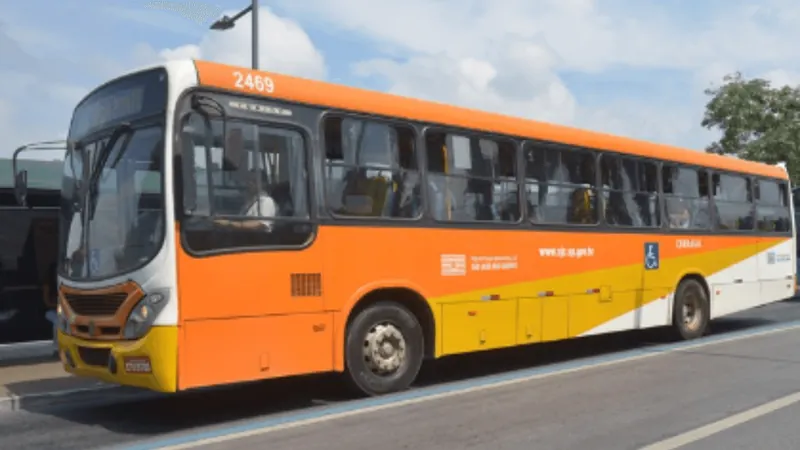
xmin=59 ymin=68 xmax=167 ymax=281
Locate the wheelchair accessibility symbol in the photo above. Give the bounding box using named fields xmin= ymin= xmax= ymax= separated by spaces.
xmin=644 ymin=242 xmax=659 ymax=270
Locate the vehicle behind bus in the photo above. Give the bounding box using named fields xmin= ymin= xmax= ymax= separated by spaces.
xmin=1 ymin=143 xmax=64 ymax=346
xmin=48 ymin=60 xmax=797 ymax=397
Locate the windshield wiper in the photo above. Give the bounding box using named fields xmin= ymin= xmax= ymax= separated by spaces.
xmin=85 ymin=122 xmax=132 ymax=219
xmin=88 ymin=122 xmax=132 ymax=187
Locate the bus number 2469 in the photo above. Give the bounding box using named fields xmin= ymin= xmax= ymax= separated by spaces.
xmin=233 ymin=71 xmax=275 ymax=93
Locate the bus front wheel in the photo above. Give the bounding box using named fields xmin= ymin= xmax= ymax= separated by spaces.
xmin=671 ymin=278 xmax=710 ymax=340
xmin=344 ymin=301 xmax=424 ymax=397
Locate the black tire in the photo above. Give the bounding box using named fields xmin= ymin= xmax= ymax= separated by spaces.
xmin=671 ymin=278 xmax=710 ymax=340
xmin=344 ymin=301 xmax=424 ymax=397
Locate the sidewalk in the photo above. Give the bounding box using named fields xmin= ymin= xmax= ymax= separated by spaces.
xmin=0 ymin=359 xmax=119 ymax=411
xmin=0 ymin=342 xmax=164 ymax=412
xmin=0 ymin=357 xmax=164 ymax=413
xmin=0 ymin=340 xmax=57 ymax=362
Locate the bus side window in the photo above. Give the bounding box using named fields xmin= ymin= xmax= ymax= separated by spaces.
xmin=712 ymin=172 xmax=754 ymax=231
xmin=524 ymin=143 xmax=597 ymax=225
xmin=755 ymin=179 xmax=791 ymax=232
xmin=181 ymin=117 xmax=312 ymax=252
xmin=323 ymin=116 xmax=420 ymax=219
xmin=663 ymin=165 xmax=710 ymax=230
xmin=425 ymin=130 xmax=518 ymax=223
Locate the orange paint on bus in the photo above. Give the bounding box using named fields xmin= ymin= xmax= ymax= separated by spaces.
xmin=175 ymin=221 xmax=778 ymax=389
xmin=193 ymin=60 xmax=787 ymax=180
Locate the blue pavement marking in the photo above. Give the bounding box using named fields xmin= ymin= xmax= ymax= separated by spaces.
xmin=122 ymin=319 xmax=800 ymax=450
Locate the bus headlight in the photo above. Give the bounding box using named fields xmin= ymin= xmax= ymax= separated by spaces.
xmin=57 ymin=302 xmax=70 ymax=335
xmin=123 ymin=289 xmax=169 ymax=340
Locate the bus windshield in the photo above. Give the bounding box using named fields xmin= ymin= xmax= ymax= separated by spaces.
xmin=59 ymin=68 xmax=167 ymax=281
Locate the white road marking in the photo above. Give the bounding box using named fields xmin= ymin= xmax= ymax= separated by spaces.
xmin=639 ymin=390 xmax=800 ymax=450
xmin=145 ymin=322 xmax=800 ymax=450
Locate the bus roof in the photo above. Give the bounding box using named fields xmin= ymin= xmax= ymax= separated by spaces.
xmin=192 ymin=59 xmax=787 ymax=180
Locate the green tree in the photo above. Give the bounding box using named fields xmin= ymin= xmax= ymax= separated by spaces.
xmin=702 ymin=72 xmax=800 ymax=184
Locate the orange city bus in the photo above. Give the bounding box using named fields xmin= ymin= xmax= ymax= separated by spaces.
xmin=27 ymin=59 xmax=795 ymax=396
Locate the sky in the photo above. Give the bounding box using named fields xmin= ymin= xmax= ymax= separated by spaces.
xmin=2 ymin=0 xmax=800 ymax=160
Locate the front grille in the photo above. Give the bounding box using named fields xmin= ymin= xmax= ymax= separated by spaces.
xmin=77 ymin=346 xmax=111 ymax=367
xmin=65 ymin=293 xmax=128 ymax=316
xmin=75 ymin=325 xmax=121 ymax=336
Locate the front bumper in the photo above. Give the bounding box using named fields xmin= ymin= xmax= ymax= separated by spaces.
xmin=57 ymin=326 xmax=179 ymax=393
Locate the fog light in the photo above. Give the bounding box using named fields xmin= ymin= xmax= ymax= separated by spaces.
xmin=123 ymin=356 xmax=152 ymax=374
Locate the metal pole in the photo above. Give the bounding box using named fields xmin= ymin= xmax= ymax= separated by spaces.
xmin=251 ymin=0 xmax=259 ymax=70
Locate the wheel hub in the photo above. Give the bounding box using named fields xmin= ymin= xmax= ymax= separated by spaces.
xmin=363 ymin=323 xmax=406 ymax=375
xmin=682 ymin=293 xmax=702 ymax=331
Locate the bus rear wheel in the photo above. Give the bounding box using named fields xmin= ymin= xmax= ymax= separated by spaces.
xmin=344 ymin=301 xmax=424 ymax=397
xmin=671 ymin=278 xmax=710 ymax=340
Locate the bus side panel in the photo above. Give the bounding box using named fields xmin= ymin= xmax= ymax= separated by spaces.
xmin=175 ymin=230 xmax=331 ymax=390
xmin=756 ymin=237 xmax=795 ymax=304
xmin=174 ymin=226 xmax=773 ymax=389
xmin=179 ymin=313 xmax=333 ymax=389
xmin=704 ymin=240 xmax=759 ymax=319
xmin=573 ymin=234 xmax=761 ymax=337
xmin=324 ymin=227 xmax=767 ymax=368
xmin=323 ymin=226 xmax=631 ymax=362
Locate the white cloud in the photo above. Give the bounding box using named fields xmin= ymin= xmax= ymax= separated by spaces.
xmin=273 ymin=0 xmax=800 ymax=150
xmin=0 ymin=6 xmax=327 ymax=158
xmin=353 ymin=47 xmax=576 ymax=125
xmin=758 ymin=69 xmax=800 ymax=88
xmin=4 ymin=0 xmax=800 ymax=163
xmin=139 ymin=7 xmax=327 ymax=80
xmin=0 ymin=66 xmax=83 ymax=159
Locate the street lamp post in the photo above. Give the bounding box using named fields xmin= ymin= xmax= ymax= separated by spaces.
xmin=209 ymin=0 xmax=259 ymax=70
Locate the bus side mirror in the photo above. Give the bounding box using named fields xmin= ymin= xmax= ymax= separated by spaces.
xmin=14 ymin=169 xmax=28 ymax=208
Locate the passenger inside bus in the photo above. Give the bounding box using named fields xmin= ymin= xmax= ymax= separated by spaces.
xmin=240 ymin=170 xmax=276 ymax=229
xmin=568 ymin=156 xmax=596 ymax=224
xmin=324 ymin=118 xmax=397 ymax=217
xmin=212 ymin=126 xmax=276 ymax=231
xmin=667 ymin=198 xmax=691 ymax=229
xmin=214 ymin=170 xmax=276 ymax=231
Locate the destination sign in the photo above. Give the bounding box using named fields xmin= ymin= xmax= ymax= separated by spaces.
xmin=69 ymin=68 xmax=168 ymax=139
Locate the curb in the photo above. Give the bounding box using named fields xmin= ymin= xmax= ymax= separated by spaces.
xmin=0 ymin=383 xmax=164 ymax=412
xmin=0 ymin=340 xmax=57 ymax=364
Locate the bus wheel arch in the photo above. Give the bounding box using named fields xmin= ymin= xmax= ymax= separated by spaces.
xmin=343 ymin=287 xmax=433 ymax=396
xmin=671 ymin=274 xmax=711 ymax=340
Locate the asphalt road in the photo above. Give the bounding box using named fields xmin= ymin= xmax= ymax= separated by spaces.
xmin=2 ymin=299 xmax=800 ymax=450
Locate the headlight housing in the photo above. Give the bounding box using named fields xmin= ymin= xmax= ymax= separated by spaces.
xmin=123 ymin=289 xmax=169 ymax=340
xmin=56 ymin=302 xmax=70 ymax=335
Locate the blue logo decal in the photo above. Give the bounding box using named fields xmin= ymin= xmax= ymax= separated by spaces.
xmin=767 ymin=251 xmax=776 ymax=265
xmin=645 ymin=242 xmax=659 ymax=270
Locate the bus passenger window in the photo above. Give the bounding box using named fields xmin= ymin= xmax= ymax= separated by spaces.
xmin=755 ymin=179 xmax=791 ymax=232
xmin=180 ymin=114 xmax=312 ymax=253
xmin=323 ymin=116 xmax=421 ymax=219
xmin=662 ymin=165 xmax=710 ymax=230
xmin=711 ymin=173 xmax=754 ymax=231
xmin=524 ymin=143 xmax=598 ymax=225
xmin=600 ymin=155 xmax=660 ymax=228
xmin=425 ymin=131 xmax=518 ymax=223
